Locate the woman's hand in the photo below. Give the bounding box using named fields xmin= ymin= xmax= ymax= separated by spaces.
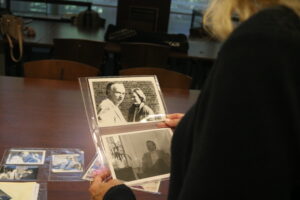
xmin=89 ymin=169 xmax=123 ymax=200
xmin=156 ymin=113 xmax=184 ymax=129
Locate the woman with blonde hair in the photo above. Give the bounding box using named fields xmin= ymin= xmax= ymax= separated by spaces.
xmin=128 ymin=88 xmax=154 ymax=122
xmin=89 ymin=0 xmax=300 ymax=199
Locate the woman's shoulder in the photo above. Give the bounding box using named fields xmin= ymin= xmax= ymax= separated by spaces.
xmin=218 ymin=5 xmax=300 ymax=60
xmin=230 ymin=5 xmax=300 ymax=40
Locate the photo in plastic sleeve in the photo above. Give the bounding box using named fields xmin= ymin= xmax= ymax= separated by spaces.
xmin=51 ymin=154 xmax=84 ymax=173
xmin=0 ymin=165 xmax=38 ymax=181
xmin=102 ymin=128 xmax=172 ymax=186
xmin=6 ymin=149 xmax=46 ymax=165
xmin=88 ymin=76 xmax=167 ymax=127
xmin=82 ymin=155 xmax=106 ymax=181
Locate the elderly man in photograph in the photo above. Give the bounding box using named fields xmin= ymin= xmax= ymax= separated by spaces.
xmin=97 ymin=82 xmax=126 ymax=124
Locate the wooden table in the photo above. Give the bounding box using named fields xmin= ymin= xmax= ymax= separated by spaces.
xmin=24 ymin=19 xmax=221 ymax=60
xmin=0 ymin=76 xmax=199 ymax=200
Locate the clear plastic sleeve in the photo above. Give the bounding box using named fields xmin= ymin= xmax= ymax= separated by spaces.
xmin=38 ymin=182 xmax=47 ymax=200
xmin=0 ymin=148 xmax=84 ymax=182
xmin=48 ymin=148 xmax=84 ymax=181
xmin=79 ymin=76 xmax=172 ymax=194
xmin=82 ymin=153 xmax=108 ymax=182
xmin=79 ymin=76 xmax=168 ymax=130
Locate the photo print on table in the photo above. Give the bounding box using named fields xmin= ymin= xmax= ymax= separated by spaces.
xmin=0 ymin=165 xmax=39 ymax=181
xmin=88 ymin=76 xmax=167 ymax=127
xmin=101 ymin=128 xmax=173 ymax=186
xmin=6 ymin=149 xmax=46 ymax=165
xmin=51 ymin=154 xmax=84 ymax=173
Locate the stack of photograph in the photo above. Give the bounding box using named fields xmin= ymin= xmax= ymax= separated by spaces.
xmin=0 ymin=148 xmax=47 ymax=200
xmin=79 ymin=76 xmax=173 ymax=194
xmin=0 ymin=148 xmax=85 ymax=200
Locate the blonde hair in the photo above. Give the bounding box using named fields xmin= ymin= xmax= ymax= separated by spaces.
xmin=203 ymin=0 xmax=300 ymax=40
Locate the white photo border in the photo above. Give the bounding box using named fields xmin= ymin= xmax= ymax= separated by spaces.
xmin=131 ymin=180 xmax=161 ymax=194
xmin=6 ymin=149 xmax=46 ymax=165
xmin=51 ymin=153 xmax=84 ymax=173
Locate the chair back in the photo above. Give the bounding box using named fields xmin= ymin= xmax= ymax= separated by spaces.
xmin=120 ymin=42 xmax=170 ymax=69
xmin=53 ymin=38 xmax=106 ymax=69
xmin=126 ymin=6 xmax=158 ymax=32
xmin=116 ymin=0 xmax=170 ymax=32
xmin=119 ymin=67 xmax=192 ymax=89
xmin=23 ymin=59 xmax=100 ymax=81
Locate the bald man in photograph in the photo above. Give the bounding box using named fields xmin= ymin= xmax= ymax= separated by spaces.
xmin=97 ymin=82 xmax=126 ymax=125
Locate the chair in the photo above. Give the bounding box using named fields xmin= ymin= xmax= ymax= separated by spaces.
xmin=52 ymin=38 xmax=106 ymax=69
xmin=119 ymin=42 xmax=170 ymax=69
xmin=23 ymin=59 xmax=100 ymax=81
xmin=119 ymin=67 xmax=192 ymax=89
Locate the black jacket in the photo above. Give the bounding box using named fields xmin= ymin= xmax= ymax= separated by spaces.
xmin=169 ymin=5 xmax=300 ymax=200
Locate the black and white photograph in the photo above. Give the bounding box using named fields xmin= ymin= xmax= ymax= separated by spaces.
xmin=88 ymin=76 xmax=167 ymax=127
xmin=6 ymin=149 xmax=46 ymax=165
xmin=102 ymin=128 xmax=172 ymax=186
xmin=0 ymin=165 xmax=39 ymax=181
xmin=51 ymin=154 xmax=84 ymax=173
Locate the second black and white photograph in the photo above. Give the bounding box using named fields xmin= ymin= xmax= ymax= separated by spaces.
xmin=101 ymin=128 xmax=173 ymax=186
xmin=88 ymin=76 xmax=167 ymax=127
